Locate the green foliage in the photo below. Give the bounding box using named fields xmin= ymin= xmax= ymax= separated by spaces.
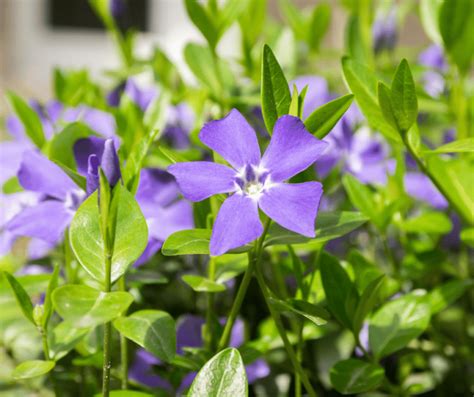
xmin=261 ymin=44 xmax=291 ymax=133
xmin=330 ymin=358 xmax=385 ymax=394
xmin=182 ymin=275 xmax=226 ymax=293
xmin=2 ymin=271 xmax=35 ymax=325
xmin=5 ymin=91 xmax=45 ymax=148
xmin=188 ymin=348 xmax=248 ymax=397
xmin=114 ymin=310 xmax=176 ymax=362
xmin=69 ymin=185 xmax=148 ymax=284
xmin=52 ymin=284 xmax=133 ymax=328
xmin=12 ymin=360 xmax=55 ymax=380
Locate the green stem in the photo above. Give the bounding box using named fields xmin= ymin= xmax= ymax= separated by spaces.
xmin=206 ymin=257 xmax=217 ymax=351
xmin=295 ymin=323 xmax=304 ymax=397
xmin=41 ymin=331 xmax=50 ymax=361
xmin=118 ymin=276 xmax=128 ymax=389
xmin=102 ymin=252 xmax=112 ymax=397
xmin=217 ymin=219 xmax=271 ymax=351
xmin=254 ymin=264 xmax=317 ymax=397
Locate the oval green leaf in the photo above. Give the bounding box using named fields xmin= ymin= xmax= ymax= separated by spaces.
xmin=114 ymin=310 xmax=176 ymax=363
xmin=162 ymin=229 xmax=212 ymax=256
xmin=330 ymin=358 xmax=384 ymax=394
xmin=69 ymin=185 xmax=148 ymax=284
xmin=12 ymin=360 xmax=55 ymax=380
xmin=188 ymin=348 xmax=248 ymax=397
xmin=52 ymin=285 xmax=133 ymax=328
xmin=182 ymin=275 xmax=226 ymax=293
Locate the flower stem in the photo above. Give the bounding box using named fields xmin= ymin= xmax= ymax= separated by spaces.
xmin=102 ymin=252 xmax=112 ymax=397
xmin=118 ymin=276 xmax=128 ymax=389
xmin=205 ymin=257 xmax=217 ymax=351
xmin=254 ymin=263 xmax=317 ymax=397
xmin=217 ymin=219 xmax=271 ymax=351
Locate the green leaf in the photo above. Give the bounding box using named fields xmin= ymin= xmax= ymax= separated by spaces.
xmin=52 ymin=285 xmax=133 ymax=328
xmin=122 ymin=128 xmax=159 ymax=193
xmin=341 ymin=57 xmax=400 ymax=142
xmin=427 ymin=156 xmax=474 ymax=225
xmin=377 ymin=82 xmax=398 ymax=131
xmin=320 ymin=253 xmax=359 ymax=330
xmin=94 ymin=392 xmax=153 ymax=397
xmin=144 ymin=91 xmax=171 ymax=134
xmin=439 ymin=0 xmax=474 ymax=74
xmin=330 ymin=358 xmax=385 ymax=394
xmin=52 ymin=160 xmax=87 ymax=191
xmin=184 ymin=0 xmax=218 ymax=49
xmin=2 ymin=176 xmax=22 ymax=194
xmin=425 ymin=138 xmax=474 ymax=154
xmin=352 ymin=276 xmax=385 ymax=335
xmin=307 ymin=3 xmax=331 ymax=52
xmin=401 ymin=212 xmax=452 ymax=234
xmin=42 ymin=264 xmax=60 ymax=329
xmin=278 ymin=0 xmax=307 ymax=40
xmin=305 ymin=94 xmax=354 ymax=139
xmin=48 ymin=123 xmax=95 ymax=170
xmin=2 ymin=271 xmax=35 ymax=325
xmin=113 ymin=310 xmax=176 ymax=362
xmin=5 ymin=91 xmax=45 ymax=148
xmin=390 ymin=59 xmax=418 ymax=132
xmin=12 ymin=360 xmax=55 ymax=380
xmin=461 ymin=227 xmax=474 ymax=247
xmin=69 ymin=185 xmax=148 ymax=284
xmin=342 ymin=174 xmax=380 ymax=227
xmin=419 ymin=0 xmax=443 ymax=44
xmin=428 ymin=279 xmax=472 ymax=315
xmin=162 ymin=229 xmax=212 ymax=256
xmin=188 ymin=348 xmax=248 ymax=397
xmin=182 ymin=275 xmax=226 ymax=293
xmin=49 ymin=321 xmax=89 ymax=360
xmin=270 ymin=297 xmax=330 ymax=326
xmin=261 ymin=44 xmax=291 ymax=133
xmin=265 ymin=211 xmax=368 ymax=247
xmin=369 ymin=294 xmax=431 ymax=358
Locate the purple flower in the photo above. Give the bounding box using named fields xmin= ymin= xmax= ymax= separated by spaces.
xmin=404 ymin=172 xmax=448 ymax=209
xmin=110 ymin=0 xmax=126 ymax=19
xmin=418 ymin=45 xmax=448 ymax=98
xmin=168 ymin=109 xmax=327 ymax=256
xmin=317 ymin=123 xmax=395 ymax=185
xmin=162 ymin=103 xmax=195 ymax=149
xmin=6 ymin=151 xmax=85 ymax=245
xmin=419 ymin=45 xmax=447 ymax=72
xmin=291 ymin=76 xmax=330 ymax=119
xmin=124 ymin=79 xmax=159 ymax=112
xmin=372 ymin=8 xmax=398 ymax=54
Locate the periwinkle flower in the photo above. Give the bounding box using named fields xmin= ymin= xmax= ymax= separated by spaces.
xmin=419 ymin=45 xmax=447 ymax=72
xmin=418 ymin=45 xmax=447 ymax=98
xmin=404 ymin=172 xmax=448 ymax=209
xmin=372 ymin=7 xmax=398 ymax=54
xmin=110 ymin=0 xmax=126 ymax=19
xmin=169 ymin=109 xmax=327 ymax=256
xmin=162 ymin=103 xmax=195 ymax=149
xmin=124 ymin=79 xmax=158 ymax=112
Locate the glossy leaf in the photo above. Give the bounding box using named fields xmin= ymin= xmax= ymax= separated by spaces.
xmin=401 ymin=212 xmax=452 ymax=234
xmin=390 ymin=59 xmax=418 ymax=132
xmin=270 ymin=297 xmax=330 ymax=326
xmin=114 ymin=310 xmax=176 ymax=362
xmin=330 ymin=358 xmax=384 ymax=394
xmin=341 ymin=57 xmax=400 ymax=142
xmin=320 ymin=253 xmax=359 ymax=330
xmin=188 ymin=348 xmax=248 ymax=397
xmin=369 ymin=294 xmax=431 ymax=358
xmin=428 ymin=279 xmax=472 ymax=315
xmin=69 ymin=185 xmax=148 ymax=284
xmin=49 ymin=321 xmax=90 ymax=360
xmin=42 ymin=264 xmax=60 ymax=329
xmin=5 ymin=91 xmax=45 ymax=148
xmin=182 ymin=275 xmax=226 ymax=293
xmin=305 ymin=94 xmax=354 ymax=139
xmin=184 ymin=0 xmax=218 ymax=49
xmin=425 ymin=138 xmax=474 ymax=154
xmin=52 ymin=285 xmax=133 ymax=328
xmin=352 ymin=275 xmax=385 ymax=335
xmin=12 ymin=360 xmax=55 ymax=380
xmin=261 ymin=44 xmax=291 ymax=133
xmin=162 ymin=229 xmax=212 ymax=256
xmin=2 ymin=271 xmax=35 ymax=325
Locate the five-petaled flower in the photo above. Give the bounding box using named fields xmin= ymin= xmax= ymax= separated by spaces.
xmin=168 ymin=109 xmax=328 ymax=256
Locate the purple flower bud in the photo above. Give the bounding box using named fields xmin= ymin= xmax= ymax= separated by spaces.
xmin=110 ymin=0 xmax=126 ymax=19
xmin=101 ymin=139 xmax=121 ymax=187
xmin=373 ymin=8 xmax=398 ymax=54
xmin=418 ymin=45 xmax=447 ymax=71
xmin=86 ymin=154 xmax=100 ymax=195
xmin=106 ymin=81 xmax=126 ymax=107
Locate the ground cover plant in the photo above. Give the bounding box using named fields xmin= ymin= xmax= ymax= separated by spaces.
xmin=0 ymin=0 xmax=473 ymax=396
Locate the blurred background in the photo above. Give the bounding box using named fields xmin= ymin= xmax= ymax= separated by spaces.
xmin=0 ymin=0 xmax=429 ymax=112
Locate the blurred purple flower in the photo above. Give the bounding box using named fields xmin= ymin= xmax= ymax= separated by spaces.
xmin=169 ymin=109 xmax=327 ymax=256
xmin=419 ymin=45 xmax=447 ymax=72
xmin=372 ymin=8 xmax=398 ymax=54
xmin=134 ymin=168 xmax=194 ymax=266
xmin=291 ymin=76 xmax=330 ymax=119
xmin=124 ymin=79 xmax=159 ymax=112
xmin=162 ymin=103 xmax=195 ymax=149
xmin=418 ymin=45 xmax=447 ymax=98
xmin=110 ymin=0 xmax=126 ymax=19
xmin=404 ymin=172 xmax=448 ymax=209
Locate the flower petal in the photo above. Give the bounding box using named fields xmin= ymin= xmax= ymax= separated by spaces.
xmin=148 ymin=200 xmax=194 ymax=242
xmin=7 ymin=200 xmax=72 ymax=244
xmin=74 ymin=136 xmax=105 ymax=175
xmin=199 ymin=109 xmax=261 ymax=169
xmin=18 ymin=150 xmax=77 ymax=200
xmin=404 ymin=172 xmax=448 ymax=209
xmin=210 ymin=193 xmax=263 ymax=256
xmin=168 ymin=162 xmax=236 ymax=202
xmin=136 ymin=169 xmax=179 ymax=216
xmin=261 ymin=115 xmax=328 ymax=182
xmin=101 ymin=139 xmax=121 ymax=187
xmin=259 ymin=182 xmax=323 ymax=237
xmin=133 ymin=238 xmax=163 ymax=267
